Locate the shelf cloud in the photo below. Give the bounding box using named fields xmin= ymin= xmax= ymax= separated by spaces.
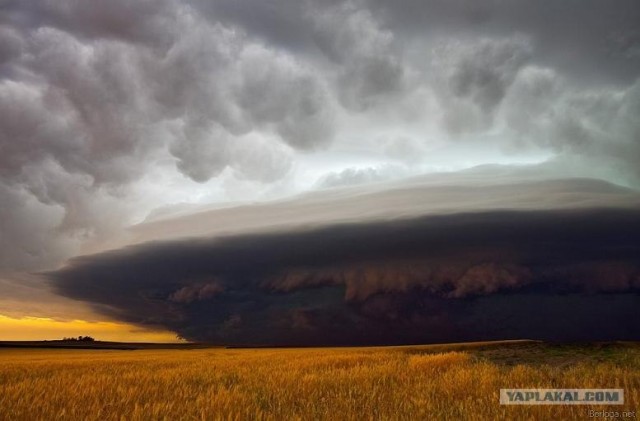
xmin=48 ymin=177 xmax=640 ymax=345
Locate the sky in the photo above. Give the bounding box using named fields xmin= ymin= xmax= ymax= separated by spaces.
xmin=1 ymin=0 xmax=639 ymax=344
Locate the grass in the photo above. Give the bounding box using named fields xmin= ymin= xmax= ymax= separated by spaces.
xmin=0 ymin=341 xmax=638 ymax=420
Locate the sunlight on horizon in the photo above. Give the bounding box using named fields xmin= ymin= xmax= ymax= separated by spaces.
xmin=0 ymin=314 xmax=181 ymax=343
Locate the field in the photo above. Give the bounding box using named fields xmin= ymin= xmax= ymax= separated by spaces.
xmin=1 ymin=341 xmax=638 ymax=420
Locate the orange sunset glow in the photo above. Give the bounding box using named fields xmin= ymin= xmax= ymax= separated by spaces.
xmin=0 ymin=314 xmax=180 ymax=343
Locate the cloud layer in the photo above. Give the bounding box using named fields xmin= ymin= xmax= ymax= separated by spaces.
xmin=48 ymin=176 xmax=640 ymax=345
xmin=1 ymin=0 xmax=640 ymax=275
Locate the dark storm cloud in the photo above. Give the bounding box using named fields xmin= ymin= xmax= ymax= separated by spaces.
xmin=0 ymin=0 xmax=336 ymax=271
xmin=368 ymin=0 xmax=640 ymax=85
xmin=432 ymin=36 xmax=533 ymax=135
xmin=188 ymin=0 xmax=316 ymax=53
xmin=48 ymin=207 xmax=640 ymax=345
xmin=1 ymin=0 xmax=640 ymax=305
xmin=194 ymin=0 xmax=640 ymax=85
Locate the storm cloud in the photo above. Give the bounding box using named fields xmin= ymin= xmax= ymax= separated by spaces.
xmin=2 ymin=0 xmax=640 ymax=275
xmin=48 ymin=175 xmax=640 ymax=345
xmin=1 ymin=1 xmax=640 ymax=342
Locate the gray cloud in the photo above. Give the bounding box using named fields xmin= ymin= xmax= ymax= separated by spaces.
xmin=316 ymin=165 xmax=409 ymax=189
xmin=0 ymin=24 xmax=23 ymax=67
xmin=368 ymin=0 xmax=640 ymax=85
xmin=312 ymin=1 xmax=408 ymax=111
xmin=501 ymin=68 xmax=640 ymax=180
xmin=128 ymin=170 xmax=640 ymax=247
xmin=45 ymin=175 xmax=640 ymax=344
xmin=48 ymin=206 xmax=640 ymax=345
xmin=1 ymin=0 xmax=640 ymax=325
xmin=433 ymin=36 xmax=532 ymax=135
xmin=0 ymin=0 xmax=338 ymax=271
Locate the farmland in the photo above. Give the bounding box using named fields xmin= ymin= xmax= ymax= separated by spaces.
xmin=1 ymin=341 xmax=638 ymax=420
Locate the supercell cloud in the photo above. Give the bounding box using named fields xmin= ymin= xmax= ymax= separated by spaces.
xmin=1 ymin=0 xmax=640 ymax=343
xmin=49 ymin=175 xmax=640 ymax=345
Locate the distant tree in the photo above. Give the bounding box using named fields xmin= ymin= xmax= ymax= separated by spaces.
xmin=61 ymin=336 xmax=96 ymax=342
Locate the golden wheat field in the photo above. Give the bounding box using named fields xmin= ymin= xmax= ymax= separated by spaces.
xmin=0 ymin=341 xmax=638 ymax=421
